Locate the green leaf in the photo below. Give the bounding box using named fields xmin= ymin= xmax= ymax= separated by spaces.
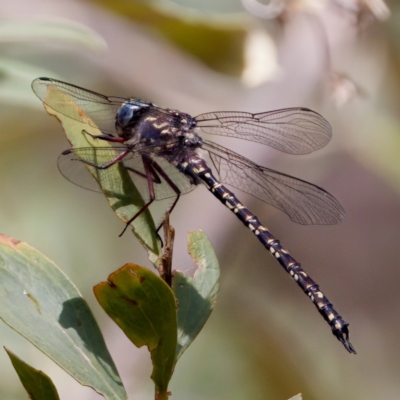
xmin=5 ymin=348 xmax=60 ymax=400
xmin=41 ymin=84 xmax=162 ymax=264
xmin=92 ymin=0 xmax=247 ymax=75
xmin=172 ymin=230 xmax=220 ymax=360
xmin=94 ymin=264 xmax=177 ymax=398
xmin=0 ymin=235 xmax=126 ymax=400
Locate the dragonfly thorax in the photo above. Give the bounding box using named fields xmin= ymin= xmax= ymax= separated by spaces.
xmin=120 ymin=107 xmax=200 ymax=150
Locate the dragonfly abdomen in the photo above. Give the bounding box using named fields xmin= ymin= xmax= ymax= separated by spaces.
xmin=186 ymin=155 xmax=355 ymax=354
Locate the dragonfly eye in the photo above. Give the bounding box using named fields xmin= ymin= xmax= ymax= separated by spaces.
xmin=116 ymin=103 xmax=144 ymax=128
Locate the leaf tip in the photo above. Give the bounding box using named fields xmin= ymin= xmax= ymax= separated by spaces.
xmin=0 ymin=234 xmax=21 ymax=248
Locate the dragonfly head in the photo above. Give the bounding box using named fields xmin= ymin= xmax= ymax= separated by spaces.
xmin=115 ymin=101 xmax=151 ymax=138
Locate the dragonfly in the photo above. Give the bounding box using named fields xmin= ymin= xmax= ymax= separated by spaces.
xmin=32 ymin=77 xmax=355 ymax=354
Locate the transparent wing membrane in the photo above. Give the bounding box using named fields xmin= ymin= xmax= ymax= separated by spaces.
xmin=58 ymin=147 xmax=196 ymax=201
xmin=203 ymin=140 xmax=345 ymax=225
xmin=32 ymin=77 xmax=125 ymax=133
xmin=196 ymin=108 xmax=332 ymax=155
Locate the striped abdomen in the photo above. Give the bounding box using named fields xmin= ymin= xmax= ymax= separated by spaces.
xmin=182 ymin=155 xmax=355 ymax=354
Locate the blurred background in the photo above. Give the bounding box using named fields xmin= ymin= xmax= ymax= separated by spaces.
xmin=0 ymin=0 xmax=399 ymax=398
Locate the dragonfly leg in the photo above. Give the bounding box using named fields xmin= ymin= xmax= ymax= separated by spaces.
xmin=82 ymin=129 xmax=125 ymax=143
xmin=64 ymin=148 xmax=130 ymax=169
xmin=125 ymin=166 xmax=162 ymax=183
xmin=151 ymin=160 xmax=181 ymax=233
xmin=119 ymin=155 xmax=157 ymax=237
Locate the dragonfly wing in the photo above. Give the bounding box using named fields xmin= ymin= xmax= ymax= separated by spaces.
xmin=203 ymin=141 xmax=345 ymax=225
xmin=58 ymin=147 xmax=196 ymax=201
xmin=196 ymin=108 xmax=332 ymax=155
xmin=32 ymin=77 xmax=128 ymax=134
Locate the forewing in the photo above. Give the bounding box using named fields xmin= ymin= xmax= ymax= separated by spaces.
xmin=58 ymin=147 xmax=196 ymax=201
xmin=32 ymin=77 xmax=126 ymax=134
xmin=203 ymin=141 xmax=345 ymax=225
xmin=196 ymin=108 xmax=332 ymax=155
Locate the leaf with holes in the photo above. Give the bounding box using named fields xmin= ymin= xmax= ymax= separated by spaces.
xmin=0 ymin=235 xmax=126 ymax=400
xmin=94 ymin=264 xmax=177 ymax=399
